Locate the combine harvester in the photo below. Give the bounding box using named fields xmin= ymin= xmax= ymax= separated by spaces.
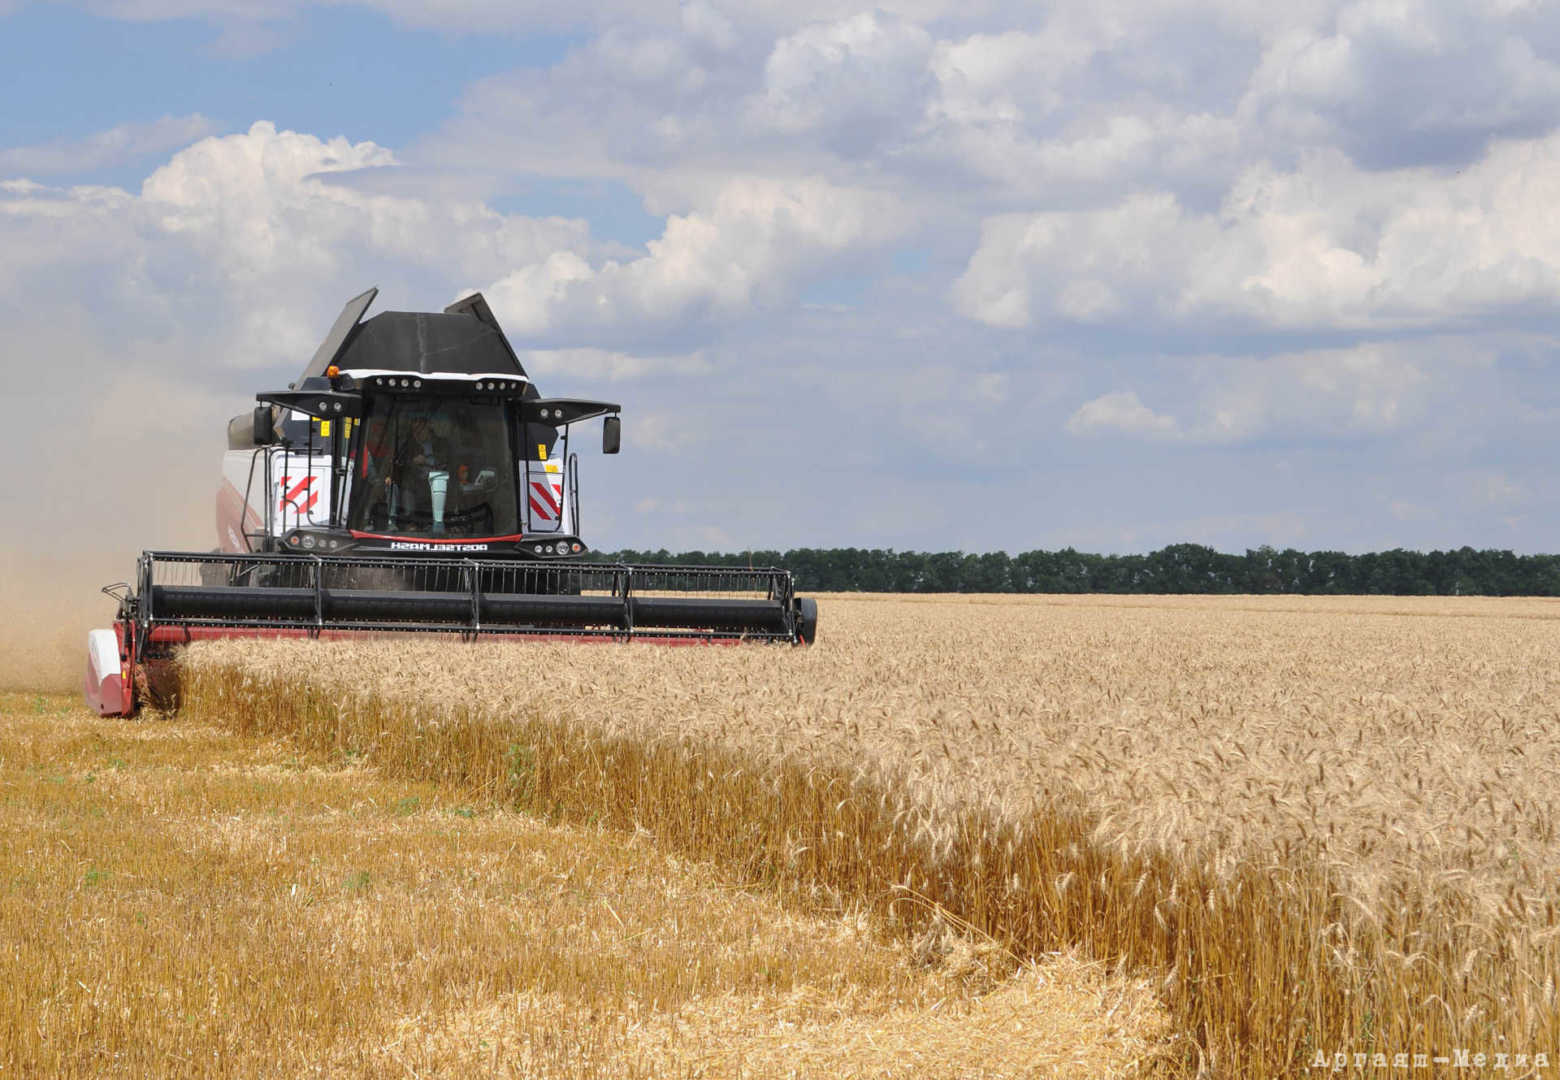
xmin=86 ymin=288 xmax=817 ymax=716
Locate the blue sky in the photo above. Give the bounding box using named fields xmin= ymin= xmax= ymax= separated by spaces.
xmin=0 ymin=5 xmax=573 ymax=186
xmin=0 ymin=4 xmax=569 ymax=139
xmin=5 ymin=0 xmax=1560 ymax=559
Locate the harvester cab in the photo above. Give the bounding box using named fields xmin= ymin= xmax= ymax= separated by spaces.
xmin=228 ymin=370 xmax=616 ymax=559
xmin=86 ymin=288 xmax=817 ymax=717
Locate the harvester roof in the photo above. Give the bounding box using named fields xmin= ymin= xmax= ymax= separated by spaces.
xmin=337 ymin=312 xmax=522 ymax=376
xmin=299 ymin=286 xmax=530 ymax=383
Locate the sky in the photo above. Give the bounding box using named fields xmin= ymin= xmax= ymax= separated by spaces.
xmin=5 ymin=0 xmax=1560 ymax=560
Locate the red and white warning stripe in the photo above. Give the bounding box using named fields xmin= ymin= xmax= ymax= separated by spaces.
xmin=278 ymin=475 xmax=319 ymax=515
xmin=529 ymin=478 xmax=563 ymax=522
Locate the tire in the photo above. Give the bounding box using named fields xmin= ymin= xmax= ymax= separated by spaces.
xmin=794 ymin=596 xmax=818 ymax=645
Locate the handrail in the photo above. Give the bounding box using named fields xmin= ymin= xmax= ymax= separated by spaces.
xmin=567 ymin=452 xmax=580 ymax=537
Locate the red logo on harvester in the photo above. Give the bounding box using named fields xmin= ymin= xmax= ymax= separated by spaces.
xmin=529 ymin=479 xmax=562 ymax=521
xmin=279 ymin=475 xmax=319 ymax=515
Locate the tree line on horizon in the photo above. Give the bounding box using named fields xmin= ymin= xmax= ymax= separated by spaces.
xmin=596 ymin=543 xmax=1560 ymax=596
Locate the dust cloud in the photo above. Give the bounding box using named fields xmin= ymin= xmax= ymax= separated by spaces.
xmin=0 ymin=549 xmax=130 ymax=692
xmin=0 ymin=374 xmax=230 ymax=693
xmin=0 ymin=529 xmax=214 ymax=694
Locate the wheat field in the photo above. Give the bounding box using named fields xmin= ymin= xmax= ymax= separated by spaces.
xmin=172 ymin=592 xmax=1560 ymax=1076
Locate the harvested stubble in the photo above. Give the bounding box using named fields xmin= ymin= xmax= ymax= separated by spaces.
xmin=0 ymin=692 xmax=1167 ymax=1078
xmin=181 ymin=593 xmax=1560 ymax=1077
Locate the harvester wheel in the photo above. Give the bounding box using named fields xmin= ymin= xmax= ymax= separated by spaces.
xmin=795 ymin=596 xmax=818 ymax=645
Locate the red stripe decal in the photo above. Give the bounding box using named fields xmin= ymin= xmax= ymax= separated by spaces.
xmin=530 ymin=480 xmax=561 ymax=514
xmin=278 ymin=475 xmax=319 ymax=514
xmin=279 ymin=477 xmax=321 ymax=518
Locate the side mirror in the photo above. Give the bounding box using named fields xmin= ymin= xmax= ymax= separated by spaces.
xmin=602 ymin=415 xmax=621 ymax=455
xmin=253 ymin=406 xmax=277 ymax=446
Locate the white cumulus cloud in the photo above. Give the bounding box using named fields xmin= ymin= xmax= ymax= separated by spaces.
xmin=483 ymin=174 xmax=907 ymax=341
xmin=0 ymin=121 xmax=599 ymax=371
xmin=955 ymin=136 xmax=1560 ymax=333
xmin=1066 ymin=391 xmax=1180 ymax=438
xmin=753 ymin=11 xmax=935 ymax=150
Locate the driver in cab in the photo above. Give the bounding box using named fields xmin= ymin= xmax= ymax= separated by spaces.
xmin=394 ymin=413 xmax=449 ymax=481
xmin=388 ymin=412 xmax=455 ymax=532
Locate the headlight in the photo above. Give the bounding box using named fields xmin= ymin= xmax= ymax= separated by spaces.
xmin=555 ymin=541 xmax=569 ymax=555
xmin=301 ymin=534 xmax=316 ymax=549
